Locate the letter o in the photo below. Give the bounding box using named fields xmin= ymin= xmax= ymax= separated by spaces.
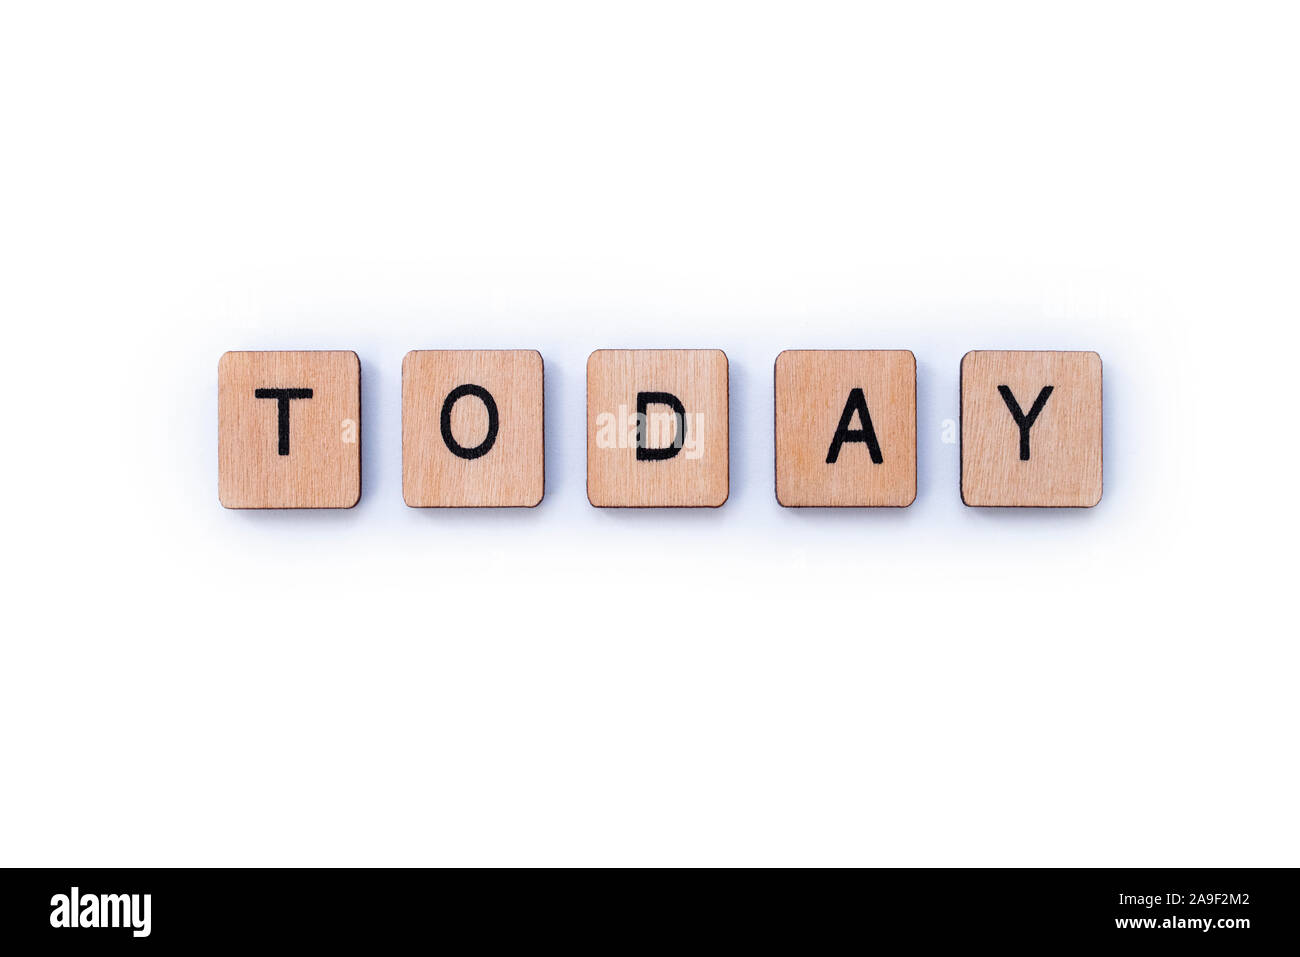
xmin=440 ymin=384 xmax=499 ymax=460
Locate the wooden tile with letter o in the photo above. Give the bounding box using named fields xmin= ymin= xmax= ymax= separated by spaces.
xmin=774 ymin=350 xmax=916 ymax=507
xmin=218 ymin=350 xmax=361 ymax=508
xmin=402 ymin=350 xmax=544 ymax=507
xmin=960 ymin=350 xmax=1103 ymax=507
xmin=587 ymin=349 xmax=729 ymax=507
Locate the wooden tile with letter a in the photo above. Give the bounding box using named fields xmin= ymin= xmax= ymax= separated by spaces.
xmin=587 ymin=349 xmax=729 ymax=507
xmin=960 ymin=350 xmax=1103 ymax=507
xmin=218 ymin=350 xmax=361 ymax=508
xmin=774 ymin=350 xmax=916 ymax=507
xmin=403 ymin=350 xmax=545 ymax=507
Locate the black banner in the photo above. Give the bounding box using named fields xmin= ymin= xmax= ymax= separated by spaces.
xmin=1 ymin=868 xmax=1293 ymax=949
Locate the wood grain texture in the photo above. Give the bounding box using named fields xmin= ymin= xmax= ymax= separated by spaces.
xmin=775 ymin=350 xmax=916 ymax=507
xmin=402 ymin=350 xmax=544 ymax=507
xmin=218 ymin=350 xmax=361 ymax=509
xmin=586 ymin=349 xmax=729 ymax=507
xmin=961 ymin=350 xmax=1102 ymax=507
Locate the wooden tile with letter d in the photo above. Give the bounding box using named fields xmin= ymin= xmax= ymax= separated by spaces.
xmin=218 ymin=350 xmax=361 ymax=508
xmin=587 ymin=349 xmax=729 ymax=507
xmin=403 ymin=350 xmax=545 ymax=507
xmin=960 ymin=350 xmax=1103 ymax=507
xmin=775 ymin=350 xmax=917 ymax=507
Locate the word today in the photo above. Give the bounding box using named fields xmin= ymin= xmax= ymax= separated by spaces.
xmin=218 ymin=348 xmax=1103 ymax=510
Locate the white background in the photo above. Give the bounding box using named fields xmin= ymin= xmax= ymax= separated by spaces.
xmin=2 ymin=1 xmax=1297 ymax=866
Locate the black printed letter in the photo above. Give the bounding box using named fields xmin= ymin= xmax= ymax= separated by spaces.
xmin=826 ymin=388 xmax=883 ymax=464
xmin=998 ymin=385 xmax=1053 ymax=460
xmin=440 ymin=384 xmax=499 ymax=460
xmin=254 ymin=388 xmax=313 ymax=455
xmin=636 ymin=391 xmax=687 ymax=461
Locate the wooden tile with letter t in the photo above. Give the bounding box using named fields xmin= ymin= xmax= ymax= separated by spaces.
xmin=402 ymin=350 xmax=544 ymax=507
xmin=218 ymin=350 xmax=361 ymax=508
xmin=961 ymin=350 xmax=1103 ymax=507
xmin=587 ymin=349 xmax=729 ymax=507
xmin=774 ymin=350 xmax=916 ymax=507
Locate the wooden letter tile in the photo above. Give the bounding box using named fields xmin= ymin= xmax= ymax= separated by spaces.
xmin=218 ymin=350 xmax=361 ymax=508
xmin=587 ymin=349 xmax=729 ymax=507
xmin=774 ymin=350 xmax=916 ymax=507
xmin=402 ymin=350 xmax=544 ymax=507
xmin=960 ymin=350 xmax=1102 ymax=507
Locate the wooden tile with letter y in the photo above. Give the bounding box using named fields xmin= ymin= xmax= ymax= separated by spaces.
xmin=587 ymin=349 xmax=729 ymax=507
xmin=775 ymin=349 xmax=917 ymax=507
xmin=218 ymin=350 xmax=361 ymax=508
xmin=960 ymin=350 xmax=1102 ymax=507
